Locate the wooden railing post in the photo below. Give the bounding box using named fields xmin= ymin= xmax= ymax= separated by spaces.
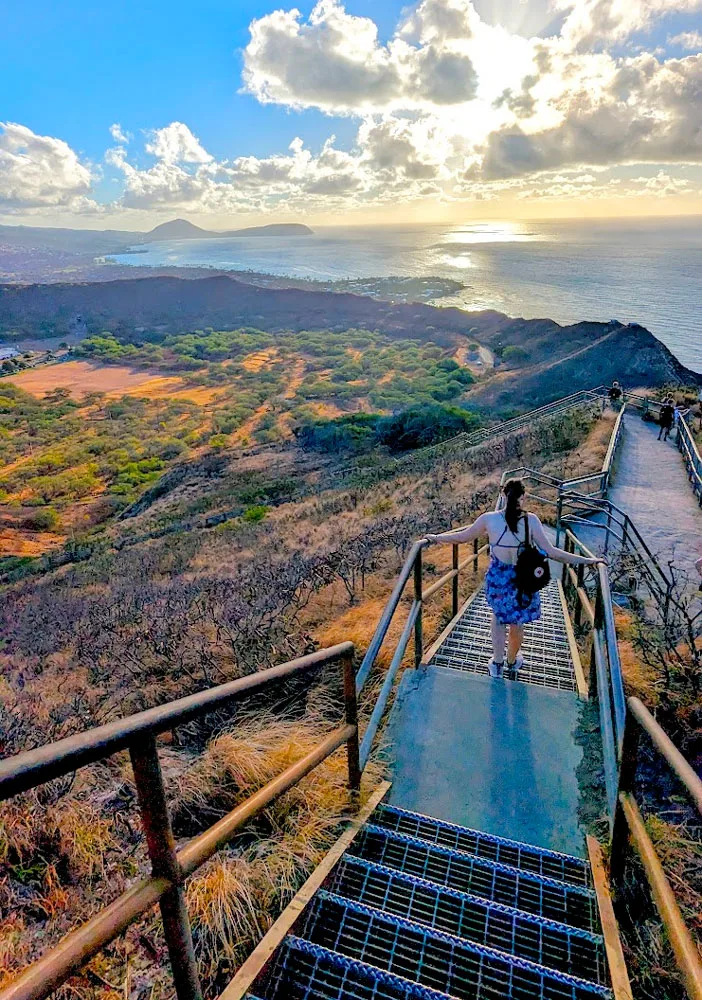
xmin=610 ymin=713 xmax=640 ymax=883
xmin=341 ymin=648 xmax=361 ymax=792
xmin=414 ymin=547 xmax=423 ymax=668
xmin=452 ymin=544 xmax=459 ymax=617
xmin=472 ymin=537 xmax=479 ymax=574
xmin=130 ymin=736 xmax=203 ymax=1000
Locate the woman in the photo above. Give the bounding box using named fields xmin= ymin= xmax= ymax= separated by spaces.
xmin=426 ymin=479 xmax=606 ymax=679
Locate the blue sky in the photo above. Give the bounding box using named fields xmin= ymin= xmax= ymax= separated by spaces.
xmin=1 ymin=0 xmax=701 ymax=226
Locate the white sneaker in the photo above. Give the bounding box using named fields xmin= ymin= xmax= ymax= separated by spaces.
xmin=506 ymin=654 xmax=524 ymax=680
xmin=487 ymin=658 xmax=504 ymax=678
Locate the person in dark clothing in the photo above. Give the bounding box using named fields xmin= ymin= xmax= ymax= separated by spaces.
xmin=608 ymin=381 xmax=623 ymax=406
xmin=658 ymin=398 xmax=675 ymax=441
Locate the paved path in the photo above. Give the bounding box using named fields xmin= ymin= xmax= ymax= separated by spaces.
xmin=609 ymin=411 xmax=702 ymax=590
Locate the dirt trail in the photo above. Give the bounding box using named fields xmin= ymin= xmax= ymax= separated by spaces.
xmin=492 ymin=328 xmax=620 ymax=386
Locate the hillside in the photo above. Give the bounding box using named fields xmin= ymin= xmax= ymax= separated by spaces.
xmin=0 ymin=403 xmax=611 ymax=999
xmin=0 ymin=275 xmax=696 ymax=398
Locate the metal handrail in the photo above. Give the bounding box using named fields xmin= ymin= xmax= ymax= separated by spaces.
xmin=460 ymin=387 xmax=606 ymax=449
xmin=561 ymin=493 xmax=702 ymax=997
xmin=0 ymin=644 xmax=360 ymax=1000
xmin=677 ymin=412 xmax=702 ymax=504
xmin=355 ymin=539 xmax=426 ymax=695
xmin=355 ymin=530 xmax=489 ymax=764
xmin=610 ymin=698 xmax=702 ymax=1000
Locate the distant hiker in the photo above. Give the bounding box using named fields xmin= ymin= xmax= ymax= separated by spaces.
xmin=426 ymin=479 xmax=606 ymax=680
xmin=658 ymin=398 xmax=675 ymax=441
xmin=673 ymin=403 xmax=689 ymax=428
xmin=608 ymin=381 xmax=623 ymax=408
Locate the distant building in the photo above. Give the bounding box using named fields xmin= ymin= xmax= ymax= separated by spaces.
xmin=0 ymin=346 xmax=19 ymax=360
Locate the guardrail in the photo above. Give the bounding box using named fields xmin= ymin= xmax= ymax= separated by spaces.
xmin=561 ymin=530 xmax=702 ymax=998
xmin=355 ymin=535 xmax=488 ymax=768
xmin=557 ymin=491 xmax=675 ymax=620
xmin=676 ymin=411 xmax=702 ymax=506
xmin=0 ymin=644 xmax=361 ymax=1000
xmin=458 ymin=387 xmax=606 ymax=450
xmin=611 ymin=698 xmax=702 ymax=1000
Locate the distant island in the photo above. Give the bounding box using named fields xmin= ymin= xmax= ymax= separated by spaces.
xmin=145 ymin=219 xmax=313 ymax=241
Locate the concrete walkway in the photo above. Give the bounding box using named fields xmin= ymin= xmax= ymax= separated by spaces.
xmin=609 ymin=412 xmax=702 ymax=590
xmin=385 ymin=667 xmax=586 ymax=857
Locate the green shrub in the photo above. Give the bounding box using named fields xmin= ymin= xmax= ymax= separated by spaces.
xmin=243 ymin=505 xmax=269 ymax=523
xmin=376 ymin=404 xmax=479 ymax=451
xmin=22 ymin=507 xmax=61 ymax=532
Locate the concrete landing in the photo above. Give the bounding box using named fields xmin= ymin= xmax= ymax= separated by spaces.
xmin=385 ymin=666 xmax=587 ymax=858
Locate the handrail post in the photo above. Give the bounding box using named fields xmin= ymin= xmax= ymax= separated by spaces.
xmin=562 ymin=533 xmax=571 ymax=586
xmin=342 ymin=647 xmax=361 ymax=792
xmin=610 ymin=713 xmax=640 ymax=882
xmin=130 ymin=736 xmax=203 ymax=1000
xmin=472 ymin=537 xmax=479 ymax=574
xmin=452 ymin=544 xmax=459 ymax=617
xmin=574 ymin=563 xmax=584 ymax=628
xmin=414 ymin=547 xmax=423 ymax=667
xmin=588 ymin=640 xmax=598 ymax=701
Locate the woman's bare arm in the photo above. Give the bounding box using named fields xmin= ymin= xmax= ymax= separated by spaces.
xmin=426 ymin=513 xmax=490 ymax=545
xmin=528 ymin=514 xmax=604 ymax=567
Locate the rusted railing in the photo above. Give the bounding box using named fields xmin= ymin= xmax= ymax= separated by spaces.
xmin=611 ymin=698 xmax=702 ymax=1000
xmin=0 ymin=643 xmax=360 ymax=1000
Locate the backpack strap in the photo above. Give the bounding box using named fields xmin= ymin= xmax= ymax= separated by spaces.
xmin=522 ymin=513 xmax=530 ymax=548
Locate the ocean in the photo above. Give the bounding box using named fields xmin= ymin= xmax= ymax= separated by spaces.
xmin=109 ymin=217 xmax=702 ymax=373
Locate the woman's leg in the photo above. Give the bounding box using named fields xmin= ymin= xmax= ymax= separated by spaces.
xmin=507 ymin=625 xmax=525 ymax=664
xmin=490 ymin=613 xmax=507 ymax=664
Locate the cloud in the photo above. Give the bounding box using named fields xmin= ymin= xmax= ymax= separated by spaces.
xmin=4 ymin=0 xmax=702 ymax=222
xmin=242 ymin=0 xmax=478 ymax=113
xmin=109 ymin=123 xmax=130 ymax=144
xmin=0 ymin=122 xmax=96 ymax=213
xmin=144 ymin=122 xmax=212 ymax=164
xmin=668 ymin=30 xmax=702 ymax=49
xmin=557 ymin=0 xmax=702 ymax=50
xmin=105 ymin=118 xmax=453 ymax=214
xmin=479 ymin=53 xmax=702 ymax=178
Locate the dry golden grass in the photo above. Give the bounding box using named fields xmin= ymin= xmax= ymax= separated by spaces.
xmin=174 ymin=711 xmax=386 ymax=981
xmin=614 ymin=606 xmax=660 ymax=704
xmin=240 ymin=348 xmax=279 ymax=373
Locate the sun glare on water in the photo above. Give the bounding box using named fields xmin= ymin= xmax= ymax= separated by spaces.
xmin=443 ymin=222 xmax=543 ymax=245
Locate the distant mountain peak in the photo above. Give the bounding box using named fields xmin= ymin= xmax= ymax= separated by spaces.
xmin=145 ymin=220 xmax=313 ymax=242
xmin=147 ymin=219 xmax=210 ymax=240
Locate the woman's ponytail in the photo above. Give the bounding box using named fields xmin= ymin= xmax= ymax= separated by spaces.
xmin=503 ymin=478 xmax=525 ymax=534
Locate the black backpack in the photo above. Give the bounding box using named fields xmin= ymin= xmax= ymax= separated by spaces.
xmin=514 ymin=514 xmax=550 ymax=605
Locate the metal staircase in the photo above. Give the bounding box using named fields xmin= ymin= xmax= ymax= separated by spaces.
xmin=428 ymin=583 xmax=579 ymax=693
xmin=246 ymin=802 xmax=612 ymax=1000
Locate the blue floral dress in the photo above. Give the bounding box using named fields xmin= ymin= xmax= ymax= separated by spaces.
xmin=484 ymin=515 xmax=542 ymax=625
xmin=485 ymin=556 xmax=542 ymax=625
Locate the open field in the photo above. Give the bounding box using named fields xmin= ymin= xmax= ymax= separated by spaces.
xmin=6 ymin=360 xmax=218 ymax=402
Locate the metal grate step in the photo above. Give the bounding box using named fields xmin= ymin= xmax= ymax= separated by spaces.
xmin=430 ymin=585 xmax=576 ymax=692
xmin=259 ymin=936 xmax=458 ymax=999
xmin=372 ymin=804 xmax=591 ymax=888
xmin=297 ymin=894 xmax=612 ymax=999
xmin=349 ymin=826 xmax=598 ymax=932
xmin=324 ymin=857 xmax=607 ymax=984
